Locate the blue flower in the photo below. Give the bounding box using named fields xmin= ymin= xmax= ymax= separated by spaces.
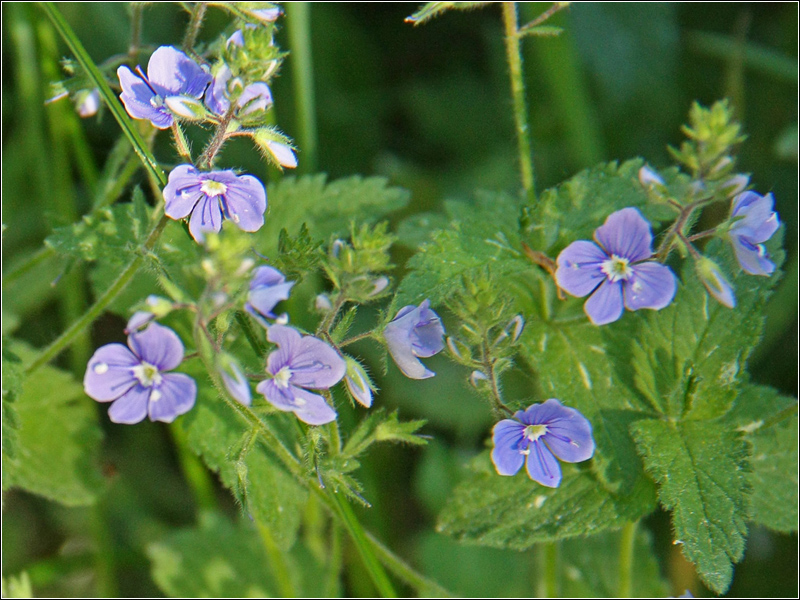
xmin=384 ymin=299 xmax=445 ymax=379
xmin=555 ymin=208 xmax=677 ymax=325
xmin=117 ymin=46 xmax=211 ymax=129
xmin=491 ymin=399 xmax=594 ymax=488
xmin=256 ymin=325 xmax=346 ymax=425
xmin=245 ymin=266 xmax=295 ymax=325
xmin=84 ymin=323 xmax=197 ymax=424
xmin=163 ymin=165 xmax=267 ymax=242
xmin=205 ymin=64 xmax=273 ymax=117
xmin=728 ymin=191 xmax=780 ymax=276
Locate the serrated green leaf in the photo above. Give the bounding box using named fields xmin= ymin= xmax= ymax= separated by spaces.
xmin=523 ymin=159 xmax=676 ymax=255
xmin=3 ymin=342 xmax=103 ymax=505
xmin=1 ymin=572 xmax=32 ymax=599
xmin=343 ymin=409 xmax=427 ymax=458
xmin=179 ymin=389 xmax=307 ymax=550
xmin=393 ymin=190 xmax=530 ymax=309
xmin=45 ymin=186 xmax=151 ymax=263
xmin=437 ymin=452 xmax=656 ymax=548
xmin=148 ymin=513 xmax=277 ymax=598
xmin=256 ymin=175 xmax=409 ymax=256
xmin=631 ymin=418 xmax=749 ymax=594
xmin=406 ymin=2 xmax=492 ymax=25
xmin=723 ymin=384 xmax=798 ymax=533
xmin=631 ymin=236 xmax=783 ymax=420
xmin=2 ymin=346 xmax=23 ymax=467
xmin=560 ymin=528 xmax=671 ymax=598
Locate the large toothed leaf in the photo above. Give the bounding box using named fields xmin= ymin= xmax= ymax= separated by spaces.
xmin=437 ymin=452 xmax=656 ymax=548
xmin=631 ymin=418 xmax=750 ymax=594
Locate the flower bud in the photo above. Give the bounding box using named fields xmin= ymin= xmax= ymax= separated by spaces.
xmin=369 ymin=276 xmax=390 ymax=297
xmin=164 ymin=95 xmax=207 ymax=121
xmin=75 ymin=89 xmax=100 ymax=117
xmin=696 ymin=257 xmax=736 ymax=308
xmin=638 ymin=165 xmax=665 ymax=188
xmin=315 ymin=294 xmax=333 ymax=312
xmin=470 ymin=370 xmax=489 ymax=388
xmin=720 ymin=174 xmax=749 ymax=197
xmin=344 ymin=356 xmax=375 ymax=408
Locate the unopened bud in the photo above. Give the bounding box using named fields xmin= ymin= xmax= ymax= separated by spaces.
xmin=696 ymin=257 xmax=736 ymax=308
xmin=639 ymin=165 xmax=665 ymax=188
xmin=315 ymin=294 xmax=333 ymax=312
xmin=369 ymin=276 xmax=390 ymax=297
xmin=218 ymin=354 xmax=251 ymax=406
xmin=164 ymin=95 xmax=207 ymax=121
xmin=720 ymin=174 xmax=749 ymax=197
xmin=75 ymin=89 xmax=100 ymax=118
xmin=470 ymin=370 xmax=489 ymax=388
xmin=344 ymin=356 xmax=374 ymax=408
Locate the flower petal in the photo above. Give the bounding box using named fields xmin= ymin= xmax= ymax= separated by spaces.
xmin=117 ymin=66 xmax=172 ymax=128
xmin=188 ymin=196 xmax=223 ymax=243
xmin=148 ymin=373 xmax=197 ymax=423
xmin=491 ymin=419 xmax=526 ymax=476
xmin=410 ymin=300 xmax=445 ymax=358
xmin=220 ymin=361 xmax=251 ymax=406
xmin=288 ymin=386 xmax=337 ymax=425
xmin=594 ymin=207 xmax=653 ymax=262
xmin=223 ymin=174 xmax=267 ymax=233
xmin=128 ymin=322 xmax=185 ymax=372
xmin=526 ymin=441 xmax=562 ymax=488
xmin=537 ymin=404 xmax=595 ymax=463
xmin=107 ymin=385 xmax=150 ymax=424
xmin=147 ymin=46 xmax=210 ymax=98
xmin=84 ymin=343 xmax=139 ymax=401
xmin=624 ymin=262 xmax=677 ymax=311
xmin=730 ymin=235 xmax=775 ymax=276
xmin=164 ymin=165 xmax=203 ymax=219
xmin=584 ymin=280 xmax=624 ymax=325
xmin=555 ymin=240 xmax=608 ymax=297
xmin=266 ymin=325 xmax=346 ymax=388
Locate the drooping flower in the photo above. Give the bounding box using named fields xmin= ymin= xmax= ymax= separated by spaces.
xmin=728 ymin=191 xmax=780 ymax=276
xmin=84 ymin=323 xmax=196 ymax=424
xmin=117 ymin=46 xmax=211 ymax=129
xmin=555 ymin=207 xmax=677 ymax=326
xmin=263 ymin=140 xmax=298 ymax=169
xmin=256 ymin=325 xmax=346 ymax=425
xmin=163 ymin=164 xmax=267 ymax=242
xmin=245 ymin=266 xmax=295 ymax=325
xmin=491 ymin=399 xmax=594 ymax=488
xmin=218 ymin=354 xmax=251 ymax=406
xmin=205 ymin=64 xmax=273 ymax=117
xmin=384 ymin=299 xmax=445 ymax=379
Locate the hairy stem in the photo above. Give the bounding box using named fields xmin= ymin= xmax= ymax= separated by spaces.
xmin=502 ymin=2 xmax=536 ymax=202
xmin=181 ymin=2 xmax=207 ymax=55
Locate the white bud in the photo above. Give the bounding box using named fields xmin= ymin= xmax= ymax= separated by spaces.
xmin=164 ymin=95 xmax=206 ymax=121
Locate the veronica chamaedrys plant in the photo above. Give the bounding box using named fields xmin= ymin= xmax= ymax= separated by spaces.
xmin=727 ymin=191 xmax=780 ymax=276
xmin=256 ymin=325 xmax=346 ymax=425
xmin=163 ymin=165 xmax=267 ymax=242
xmin=117 ymin=46 xmax=211 ymax=129
xmin=555 ymin=207 xmax=677 ymax=325
xmin=245 ymin=265 xmax=296 ymax=325
xmin=384 ymin=299 xmax=445 ymax=379
xmin=83 ymin=323 xmax=197 ymax=424
xmin=491 ymin=399 xmax=595 ymax=488
xmin=205 ymin=64 xmax=273 ymax=117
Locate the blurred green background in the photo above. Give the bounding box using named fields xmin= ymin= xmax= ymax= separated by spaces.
xmin=3 ymin=3 xmax=797 ymax=597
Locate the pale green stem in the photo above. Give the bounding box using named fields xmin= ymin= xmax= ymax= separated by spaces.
xmin=537 ymin=542 xmax=558 ymax=597
xmin=324 ymin=525 xmax=343 ymax=597
xmin=618 ymin=521 xmax=637 ymax=598
xmin=89 ymin=494 xmax=118 ymax=597
xmin=128 ymin=2 xmax=144 ymax=64
xmin=172 ymin=121 xmax=193 ymax=163
xmin=328 ymin=489 xmax=397 ymax=598
xmin=181 ymin=2 xmax=207 ymax=54
xmin=502 ymin=2 xmax=536 ymax=203
xmin=285 ymin=2 xmax=318 ymax=173
xmin=364 ymin=531 xmax=453 ymax=597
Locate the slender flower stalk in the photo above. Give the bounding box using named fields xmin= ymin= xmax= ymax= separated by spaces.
xmin=502 ymin=2 xmax=536 ymax=202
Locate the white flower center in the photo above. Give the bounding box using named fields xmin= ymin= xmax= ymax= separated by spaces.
xmin=273 ymin=366 xmax=293 ymax=388
xmin=601 ymin=254 xmax=633 ymax=282
xmin=150 ymin=94 xmax=164 ymax=108
xmin=131 ymin=362 xmax=162 ymax=387
xmin=524 ymin=424 xmax=548 ymax=443
xmin=201 ymin=179 xmax=228 ymax=197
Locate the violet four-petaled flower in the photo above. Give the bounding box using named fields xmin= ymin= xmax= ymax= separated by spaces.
xmin=256 ymin=326 xmax=346 ymax=425
xmin=728 ymin=191 xmax=780 ymax=276
xmin=84 ymin=323 xmax=197 ymax=424
xmin=384 ymin=299 xmax=445 ymax=379
xmin=245 ymin=266 xmax=295 ymax=325
xmin=491 ymin=399 xmax=594 ymax=488
xmin=555 ymin=207 xmax=677 ymax=326
xmin=117 ymin=46 xmax=211 ymax=129
xmin=163 ymin=165 xmax=267 ymax=242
